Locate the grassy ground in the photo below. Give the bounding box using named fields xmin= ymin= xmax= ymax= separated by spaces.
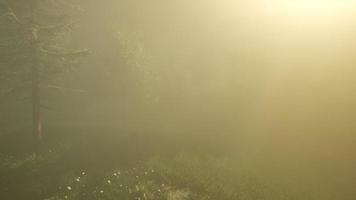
xmin=0 ymin=129 xmax=351 ymax=200
xmin=0 ymin=153 xmax=280 ymax=200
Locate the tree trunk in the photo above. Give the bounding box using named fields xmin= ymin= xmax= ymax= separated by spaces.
xmin=30 ymin=0 xmax=42 ymax=151
xmin=31 ymin=65 xmax=42 ymax=142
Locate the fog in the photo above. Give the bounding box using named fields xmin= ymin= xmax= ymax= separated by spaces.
xmin=71 ymin=0 xmax=356 ymax=152
xmin=1 ymin=0 xmax=356 ymax=199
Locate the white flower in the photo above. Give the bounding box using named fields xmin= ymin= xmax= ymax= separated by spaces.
xmin=81 ymin=171 xmax=86 ymax=175
xmin=151 ymin=169 xmax=155 ymax=173
xmin=107 ymin=180 xmax=111 ymax=184
xmin=76 ymin=177 xmax=80 ymax=182
xmin=113 ymin=173 xmax=117 ymax=176
xmin=67 ymin=186 xmax=72 ymax=191
xmin=100 ymin=190 xmax=104 ymax=193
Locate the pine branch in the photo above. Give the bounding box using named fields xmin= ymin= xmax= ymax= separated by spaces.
xmin=43 ymin=84 xmax=86 ymax=93
xmin=0 ymin=84 xmax=29 ymax=97
xmin=37 ymin=20 xmax=75 ymax=31
xmin=40 ymin=47 xmax=89 ymax=57
xmin=5 ymin=8 xmax=25 ymax=25
xmin=0 ymin=71 xmax=23 ymax=81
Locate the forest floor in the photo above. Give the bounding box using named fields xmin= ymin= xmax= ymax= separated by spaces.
xmin=0 ymin=129 xmax=347 ymax=200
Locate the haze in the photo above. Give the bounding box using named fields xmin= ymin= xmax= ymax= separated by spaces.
xmin=1 ymin=0 xmax=356 ymax=199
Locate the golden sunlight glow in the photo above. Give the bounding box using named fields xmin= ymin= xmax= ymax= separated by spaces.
xmin=262 ymin=0 xmax=356 ymax=16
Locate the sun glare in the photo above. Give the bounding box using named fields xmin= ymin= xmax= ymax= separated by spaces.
xmin=263 ymin=0 xmax=356 ymax=17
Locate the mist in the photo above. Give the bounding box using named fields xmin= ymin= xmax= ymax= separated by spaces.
xmin=1 ymin=0 xmax=356 ymax=199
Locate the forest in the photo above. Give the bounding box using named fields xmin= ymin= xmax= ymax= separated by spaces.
xmin=1 ymin=0 xmax=356 ymax=199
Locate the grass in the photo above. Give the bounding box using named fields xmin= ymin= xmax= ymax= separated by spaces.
xmin=0 ymin=151 xmax=287 ymax=200
xmin=44 ymin=153 xmax=282 ymax=200
xmin=0 ymin=129 xmax=350 ymax=200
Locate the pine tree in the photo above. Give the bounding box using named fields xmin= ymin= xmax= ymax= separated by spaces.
xmin=0 ymin=0 xmax=87 ymax=148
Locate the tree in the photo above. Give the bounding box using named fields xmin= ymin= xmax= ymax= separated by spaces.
xmin=0 ymin=0 xmax=87 ymax=147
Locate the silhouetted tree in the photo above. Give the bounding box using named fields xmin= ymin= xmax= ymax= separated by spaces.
xmin=0 ymin=0 xmax=87 ymax=148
